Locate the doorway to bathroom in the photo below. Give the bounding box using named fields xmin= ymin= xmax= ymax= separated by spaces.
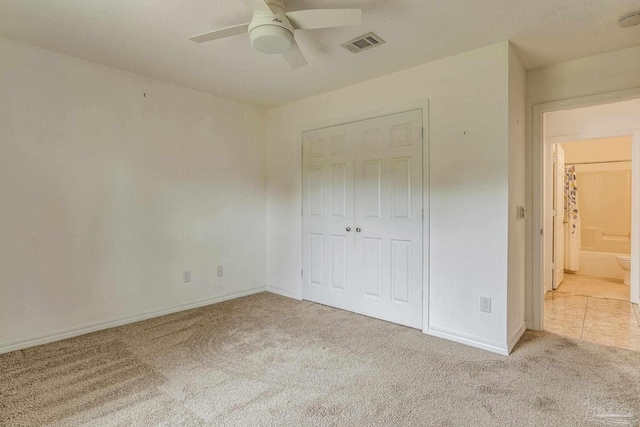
xmin=533 ymin=94 xmax=640 ymax=351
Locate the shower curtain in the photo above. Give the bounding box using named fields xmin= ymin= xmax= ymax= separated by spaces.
xmin=564 ymin=165 xmax=581 ymax=271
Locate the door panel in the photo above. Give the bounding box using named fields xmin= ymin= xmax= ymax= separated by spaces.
xmin=302 ymin=124 xmax=355 ymax=310
xmin=363 ymin=237 xmax=382 ymax=297
xmin=330 ymin=235 xmax=347 ymax=289
xmin=363 ymin=160 xmax=382 ymax=218
xmin=303 ymin=109 xmax=423 ymax=328
xmin=353 ymin=110 xmax=423 ymax=328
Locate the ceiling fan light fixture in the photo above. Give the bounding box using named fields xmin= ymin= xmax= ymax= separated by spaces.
xmin=249 ymin=24 xmax=293 ymax=54
xmin=619 ymin=11 xmax=640 ymax=28
xmin=189 ymin=0 xmax=363 ymax=68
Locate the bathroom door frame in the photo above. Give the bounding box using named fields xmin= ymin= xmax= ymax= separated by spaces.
xmin=532 ymin=88 xmax=640 ymax=331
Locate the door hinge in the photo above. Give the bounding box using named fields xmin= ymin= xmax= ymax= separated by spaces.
xmin=301 ymin=269 xmax=303 ymax=278
xmin=422 ymin=127 xmax=424 ymax=138
xmin=422 ymin=208 xmax=424 ymax=220
xmin=301 ymin=207 xmax=303 ymax=216
xmin=540 ymin=228 xmax=544 ymax=236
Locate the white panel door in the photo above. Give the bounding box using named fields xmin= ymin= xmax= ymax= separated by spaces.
xmin=302 ymin=124 xmax=356 ymax=312
xmin=353 ymin=111 xmax=423 ymax=328
xmin=302 ymin=110 xmax=423 ymax=329
xmin=553 ymin=145 xmax=565 ymax=289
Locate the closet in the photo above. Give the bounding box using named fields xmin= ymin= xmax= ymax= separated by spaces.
xmin=302 ymin=109 xmax=424 ymax=328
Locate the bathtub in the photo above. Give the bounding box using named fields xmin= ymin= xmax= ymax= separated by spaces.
xmin=571 ymin=251 xmax=626 ymax=281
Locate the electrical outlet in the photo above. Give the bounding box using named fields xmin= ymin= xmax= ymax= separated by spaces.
xmin=183 ymin=270 xmax=191 ymax=283
xmin=217 ymin=266 xmax=224 ymax=277
xmin=480 ymin=297 xmax=491 ymax=313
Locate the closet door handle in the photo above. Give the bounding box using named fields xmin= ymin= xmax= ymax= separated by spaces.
xmin=346 ymin=227 xmax=351 ymax=232
xmin=356 ymin=228 xmax=361 ymax=233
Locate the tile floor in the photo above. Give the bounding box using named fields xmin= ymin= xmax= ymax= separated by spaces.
xmin=545 ymin=274 xmax=640 ymax=351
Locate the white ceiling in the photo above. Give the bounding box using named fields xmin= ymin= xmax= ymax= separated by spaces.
xmin=0 ymin=0 xmax=639 ymax=107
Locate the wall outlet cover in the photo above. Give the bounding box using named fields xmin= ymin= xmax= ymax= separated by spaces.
xmin=480 ymin=297 xmax=491 ymax=313
xmin=183 ymin=270 xmax=191 ymax=283
xmin=217 ymin=266 xmax=224 ymax=277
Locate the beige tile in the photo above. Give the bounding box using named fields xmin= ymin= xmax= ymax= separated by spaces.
xmin=544 ymin=293 xmax=587 ymax=339
xmin=555 ymin=274 xmax=629 ymax=301
xmin=582 ymin=298 xmax=640 ymax=351
xmin=545 ymin=275 xmax=640 ymax=351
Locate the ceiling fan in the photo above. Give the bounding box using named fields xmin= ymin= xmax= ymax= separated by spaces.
xmin=189 ymin=0 xmax=363 ymax=69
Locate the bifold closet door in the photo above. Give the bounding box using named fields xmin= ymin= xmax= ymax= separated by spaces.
xmin=302 ymin=109 xmax=423 ymax=329
xmin=302 ymin=123 xmax=356 ymax=312
xmin=353 ymin=111 xmax=423 ymax=328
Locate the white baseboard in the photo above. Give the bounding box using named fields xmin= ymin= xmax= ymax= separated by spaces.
xmin=525 ymin=319 xmax=535 ymax=330
xmin=428 ymin=325 xmax=509 ymax=356
xmin=267 ymin=285 xmax=302 ymax=300
xmin=0 ymin=287 xmax=266 ymax=355
xmin=508 ymin=322 xmax=527 ymax=354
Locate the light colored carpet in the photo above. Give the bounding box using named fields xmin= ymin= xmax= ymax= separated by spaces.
xmin=2 ymin=292 xmax=640 ymax=426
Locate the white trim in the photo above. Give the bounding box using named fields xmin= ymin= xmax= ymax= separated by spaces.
xmin=633 ymin=131 xmax=640 ymax=304
xmin=0 ymin=287 xmax=266 ymax=355
xmin=508 ymin=322 xmax=527 ymax=353
xmin=267 ymin=285 xmax=302 ymax=300
xmin=532 ymin=88 xmax=640 ymax=330
xmin=299 ymin=100 xmax=431 ymax=333
xmin=422 ymin=102 xmax=431 ymax=335
xmin=298 ymin=100 xmax=431 ymax=135
xmin=428 ymin=325 xmax=509 ymax=356
xmin=525 ymin=320 xmax=534 ymax=330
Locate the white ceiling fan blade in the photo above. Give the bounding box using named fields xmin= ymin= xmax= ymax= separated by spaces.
xmin=282 ymin=40 xmax=307 ymax=69
xmin=189 ymin=24 xmax=250 ymax=43
xmin=240 ymin=0 xmax=274 ymax=15
xmin=285 ymin=9 xmax=363 ymax=30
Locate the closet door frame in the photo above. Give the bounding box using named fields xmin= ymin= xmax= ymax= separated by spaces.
xmin=299 ymin=101 xmax=430 ymax=333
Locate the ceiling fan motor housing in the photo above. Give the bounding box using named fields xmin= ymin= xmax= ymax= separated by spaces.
xmin=249 ymin=3 xmax=294 ymax=54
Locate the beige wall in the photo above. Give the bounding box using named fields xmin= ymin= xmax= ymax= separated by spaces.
xmin=266 ymin=42 xmax=526 ymax=354
xmin=525 ymin=45 xmax=640 ymax=325
xmin=0 ymin=37 xmax=268 ymax=352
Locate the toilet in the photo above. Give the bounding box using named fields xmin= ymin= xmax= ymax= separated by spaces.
xmin=616 ymin=255 xmax=631 ymax=286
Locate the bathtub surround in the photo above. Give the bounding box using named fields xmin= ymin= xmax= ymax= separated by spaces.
xmin=563 ymin=137 xmax=633 ymax=255
xmin=574 ymin=164 xmax=632 ymax=254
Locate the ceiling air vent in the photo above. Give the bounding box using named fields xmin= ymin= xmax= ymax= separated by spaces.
xmin=341 ymin=32 xmax=385 ymax=54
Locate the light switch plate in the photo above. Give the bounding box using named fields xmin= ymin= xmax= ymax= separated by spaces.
xmin=516 ymin=206 xmax=527 ymax=220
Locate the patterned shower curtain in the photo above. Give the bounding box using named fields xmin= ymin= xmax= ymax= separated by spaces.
xmin=564 ymin=165 xmax=581 ymax=271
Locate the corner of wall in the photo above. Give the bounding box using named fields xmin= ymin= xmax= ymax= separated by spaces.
xmin=507 ymin=43 xmax=527 ymax=341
